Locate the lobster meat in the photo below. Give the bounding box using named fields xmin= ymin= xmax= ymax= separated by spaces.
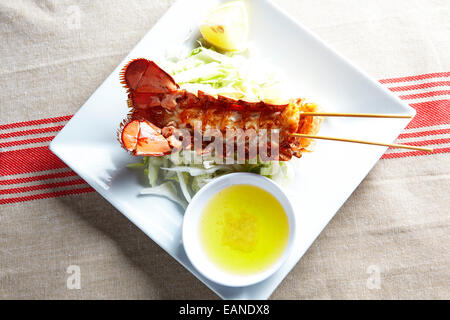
xmin=118 ymin=59 xmax=322 ymax=161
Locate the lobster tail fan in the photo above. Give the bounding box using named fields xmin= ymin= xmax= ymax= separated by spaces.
xmin=121 ymin=58 xmax=179 ymax=94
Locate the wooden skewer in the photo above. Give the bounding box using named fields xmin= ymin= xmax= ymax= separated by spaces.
xmin=291 ymin=133 xmax=433 ymax=152
xmin=300 ymin=112 xmax=413 ymax=119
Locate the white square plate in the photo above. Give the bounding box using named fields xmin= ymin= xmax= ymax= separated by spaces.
xmin=50 ymin=0 xmax=414 ymax=299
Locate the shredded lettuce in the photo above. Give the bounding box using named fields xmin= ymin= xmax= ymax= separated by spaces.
xmin=140 ymin=182 xmax=188 ymax=209
xmin=162 ymin=46 xmax=284 ymax=102
xmin=129 ymin=152 xmax=295 ymax=204
xmin=161 ymin=166 xmax=232 ymax=177
xmin=130 ymin=46 xmax=295 ymax=205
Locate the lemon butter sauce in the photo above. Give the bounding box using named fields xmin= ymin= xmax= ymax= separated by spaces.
xmin=199 ymin=184 xmax=290 ymax=275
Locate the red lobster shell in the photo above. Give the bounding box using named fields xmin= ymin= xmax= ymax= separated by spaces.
xmin=118 ymin=58 xmax=322 ymax=161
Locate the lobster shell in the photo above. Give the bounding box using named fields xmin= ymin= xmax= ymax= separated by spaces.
xmin=118 ymin=58 xmax=322 ymax=160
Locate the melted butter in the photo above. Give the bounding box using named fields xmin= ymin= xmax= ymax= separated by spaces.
xmin=200 ymin=185 xmax=289 ymax=274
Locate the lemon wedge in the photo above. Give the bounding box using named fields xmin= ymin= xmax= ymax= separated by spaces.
xmin=200 ymin=1 xmax=249 ymax=51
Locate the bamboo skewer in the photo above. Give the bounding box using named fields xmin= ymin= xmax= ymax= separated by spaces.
xmin=294 ymin=112 xmax=428 ymax=151
xmin=300 ymin=112 xmax=413 ymax=119
xmin=291 ymin=133 xmax=433 ymax=152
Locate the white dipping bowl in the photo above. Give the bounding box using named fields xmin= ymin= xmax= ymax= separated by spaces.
xmin=182 ymin=173 xmax=296 ymax=287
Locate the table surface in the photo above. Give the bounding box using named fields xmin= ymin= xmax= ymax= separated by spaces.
xmin=0 ymin=0 xmax=449 ymax=299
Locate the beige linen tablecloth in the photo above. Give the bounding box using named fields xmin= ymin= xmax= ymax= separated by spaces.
xmin=0 ymin=0 xmax=449 ymax=299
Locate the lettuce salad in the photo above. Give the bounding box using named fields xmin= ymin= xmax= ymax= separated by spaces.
xmin=128 ymin=47 xmax=295 ymax=207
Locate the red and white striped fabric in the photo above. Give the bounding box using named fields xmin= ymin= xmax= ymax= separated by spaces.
xmin=380 ymin=72 xmax=450 ymax=159
xmin=1 ymin=73 xmax=449 ymax=205
xmin=0 ymin=116 xmax=94 ymax=205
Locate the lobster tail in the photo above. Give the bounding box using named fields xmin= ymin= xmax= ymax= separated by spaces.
xmin=120 ymin=119 xmax=172 ymax=157
xmin=120 ymin=58 xmax=179 ymax=94
xmin=117 ymin=59 xmax=322 ymax=160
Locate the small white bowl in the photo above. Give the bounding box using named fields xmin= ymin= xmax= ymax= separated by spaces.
xmin=182 ymin=173 xmax=296 ymax=287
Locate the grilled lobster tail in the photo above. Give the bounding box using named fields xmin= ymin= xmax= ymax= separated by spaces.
xmin=118 ymin=59 xmax=322 ymax=161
